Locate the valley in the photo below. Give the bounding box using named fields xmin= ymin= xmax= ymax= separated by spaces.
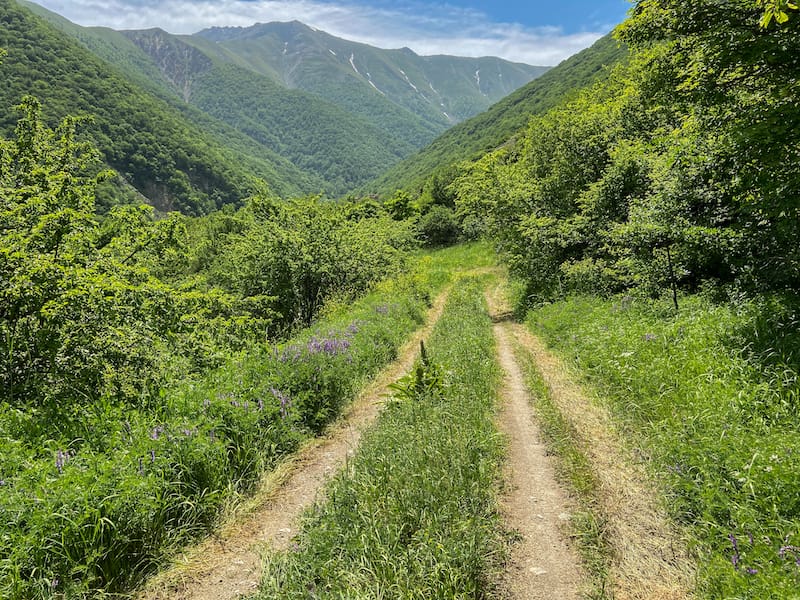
xmin=1 ymin=0 xmax=799 ymax=598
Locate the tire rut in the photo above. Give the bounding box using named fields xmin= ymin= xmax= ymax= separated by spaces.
xmin=487 ymin=287 xmax=584 ymax=600
xmin=506 ymin=323 xmax=695 ymax=600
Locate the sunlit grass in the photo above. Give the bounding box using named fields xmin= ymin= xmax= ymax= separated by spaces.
xmin=0 ymin=251 xmax=475 ymax=599
xmin=256 ymin=275 xmax=507 ymax=598
xmin=529 ymin=293 xmax=800 ymax=598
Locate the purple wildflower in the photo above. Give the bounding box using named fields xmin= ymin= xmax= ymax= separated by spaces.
xmin=150 ymin=449 xmax=156 ymax=464
xmin=258 ymin=398 xmax=265 ymax=411
xmin=643 ymin=333 xmax=657 ymax=342
xmin=270 ymin=387 xmax=291 ymax=418
xmin=746 ymin=568 xmax=758 ymax=575
xmin=375 ymin=304 xmax=389 ymax=315
xmin=150 ymin=425 xmax=164 ymax=440
xmin=729 ymin=533 xmax=740 ymax=569
xmin=55 ymin=450 xmax=66 ymax=474
xmin=138 ymin=458 xmax=144 ymax=476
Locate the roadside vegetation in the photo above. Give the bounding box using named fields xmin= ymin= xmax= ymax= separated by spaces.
xmin=449 ymin=3 xmax=800 ymax=597
xmin=529 ymin=294 xmax=800 ymax=598
xmin=256 ymin=275 xmax=508 ymax=598
xmin=0 ymin=92 xmax=485 ymax=598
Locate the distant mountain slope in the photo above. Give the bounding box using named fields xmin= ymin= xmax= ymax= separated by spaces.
xmin=121 ymin=28 xmax=412 ymax=194
xmin=196 ymin=21 xmax=548 ymax=129
xmin=20 ymin=2 xmax=550 ymax=199
xmin=3 ymin=0 xmax=324 ymax=213
xmin=365 ymin=33 xmax=627 ymax=196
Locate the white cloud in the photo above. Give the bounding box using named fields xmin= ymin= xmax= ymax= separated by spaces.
xmin=30 ymin=0 xmax=610 ymax=64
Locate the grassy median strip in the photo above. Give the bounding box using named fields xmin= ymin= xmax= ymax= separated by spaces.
xmin=256 ymin=275 xmax=506 ymax=599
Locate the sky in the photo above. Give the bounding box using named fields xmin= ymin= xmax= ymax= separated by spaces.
xmin=31 ymin=0 xmax=633 ymax=65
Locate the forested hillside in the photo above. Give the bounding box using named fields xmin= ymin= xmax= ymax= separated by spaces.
xmin=453 ymin=0 xmax=800 ymax=300
xmin=0 ymin=0 xmax=324 ymax=214
xmin=123 ymin=29 xmax=411 ymax=194
xmin=366 ymin=33 xmax=626 ymax=196
xmin=19 ymin=1 xmax=548 ymax=201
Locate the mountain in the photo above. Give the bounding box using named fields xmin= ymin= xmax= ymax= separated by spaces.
xmin=3 ymin=0 xmax=324 ymax=214
xmin=16 ymin=1 xmax=550 ymax=202
xmin=364 ymin=33 xmax=627 ymax=196
xmin=194 ymin=21 xmax=548 ymax=131
xmin=120 ymin=22 xmax=548 ymax=195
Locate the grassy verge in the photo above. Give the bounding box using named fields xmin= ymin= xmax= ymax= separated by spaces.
xmin=529 ymin=294 xmax=800 ymax=598
xmin=255 ymin=275 xmax=507 ymax=599
xmin=512 ymin=342 xmax=612 ymax=599
xmin=0 ymin=245 xmax=485 ymax=599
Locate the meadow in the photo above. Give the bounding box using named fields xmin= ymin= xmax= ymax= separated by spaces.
xmin=529 ymin=293 xmax=800 ymax=598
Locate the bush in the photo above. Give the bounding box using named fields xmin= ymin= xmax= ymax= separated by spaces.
xmin=417 ymin=205 xmax=461 ymax=247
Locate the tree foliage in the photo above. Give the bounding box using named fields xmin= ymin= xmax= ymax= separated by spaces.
xmin=454 ymin=0 xmax=800 ymax=306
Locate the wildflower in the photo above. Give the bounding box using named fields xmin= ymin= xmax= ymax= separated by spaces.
xmin=150 ymin=449 xmax=156 ymax=463
xmin=258 ymin=398 xmax=264 ymax=411
xmin=55 ymin=450 xmax=67 ymax=473
xmin=729 ymin=533 xmax=740 ymax=569
xmin=375 ymin=304 xmax=389 ymax=315
xmin=150 ymin=425 xmax=164 ymax=440
xmin=138 ymin=458 xmax=144 ymax=476
xmin=270 ymin=387 xmax=291 ymax=418
xmin=746 ymin=568 xmax=758 ymax=575
xmin=643 ymin=333 xmax=657 ymax=342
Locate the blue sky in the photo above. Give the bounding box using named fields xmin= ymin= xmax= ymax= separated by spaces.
xmin=31 ymin=0 xmax=633 ymax=64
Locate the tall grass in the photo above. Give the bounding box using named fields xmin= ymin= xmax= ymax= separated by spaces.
xmin=256 ymin=275 xmax=507 ymax=599
xmin=529 ymin=293 xmax=800 ymax=598
xmin=0 ymin=246 xmax=492 ymax=599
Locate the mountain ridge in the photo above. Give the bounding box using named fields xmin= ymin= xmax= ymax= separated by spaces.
xmin=13 ymin=0 xmax=550 ymax=204
xmin=364 ymin=33 xmax=628 ymax=196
